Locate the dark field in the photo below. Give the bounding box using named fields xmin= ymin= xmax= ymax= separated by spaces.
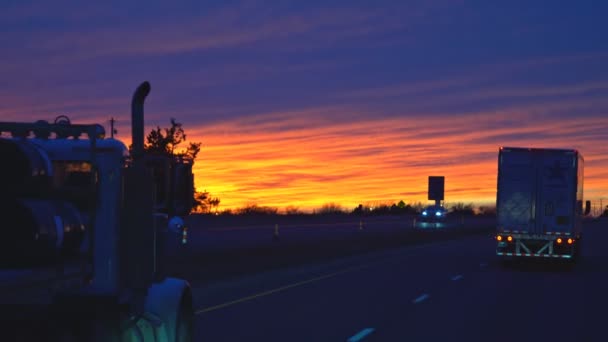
xmin=168 ymin=214 xmax=495 ymax=283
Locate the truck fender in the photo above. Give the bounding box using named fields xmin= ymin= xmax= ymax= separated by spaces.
xmin=145 ymin=277 xmax=193 ymax=341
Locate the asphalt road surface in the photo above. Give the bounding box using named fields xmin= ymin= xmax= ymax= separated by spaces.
xmin=192 ymin=219 xmax=607 ymax=342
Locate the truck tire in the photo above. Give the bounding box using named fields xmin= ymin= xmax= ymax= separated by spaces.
xmin=175 ymin=310 xmax=192 ymax=342
xmin=175 ymin=295 xmax=193 ymax=342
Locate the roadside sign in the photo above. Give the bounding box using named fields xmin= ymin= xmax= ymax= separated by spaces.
xmin=428 ymin=176 xmax=445 ymax=200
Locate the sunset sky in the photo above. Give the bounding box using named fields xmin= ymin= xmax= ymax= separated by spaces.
xmin=2 ymin=1 xmax=607 ymax=212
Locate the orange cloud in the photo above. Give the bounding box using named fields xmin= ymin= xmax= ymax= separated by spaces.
xmin=186 ymin=106 xmax=608 ymax=212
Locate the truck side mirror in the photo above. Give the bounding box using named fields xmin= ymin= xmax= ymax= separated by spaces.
xmin=170 ymin=161 xmax=194 ymax=217
xmin=585 ymin=200 xmax=591 ymax=215
xmin=168 ymin=216 xmax=188 ymax=244
xmin=144 ymin=156 xmax=170 ymax=212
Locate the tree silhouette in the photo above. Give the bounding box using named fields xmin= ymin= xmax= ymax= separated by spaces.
xmin=192 ymin=191 xmax=209 ymax=213
xmin=192 ymin=190 xmax=221 ymax=214
xmin=477 ymin=205 xmax=497 ymax=217
xmin=284 ymin=206 xmax=302 ymax=215
xmin=353 ymin=204 xmax=365 ymax=214
xmin=144 ymin=118 xmax=201 ymax=161
xmin=448 ymin=202 xmax=475 ymax=216
xmin=352 ymin=200 xmax=419 ymax=215
xmin=208 ymin=197 xmax=221 ymax=213
xmin=317 ymin=203 xmax=345 ymax=215
xmin=237 ymin=204 xmax=278 ymax=215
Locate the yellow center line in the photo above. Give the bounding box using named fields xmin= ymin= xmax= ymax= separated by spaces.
xmin=195 ymin=264 xmax=370 ymax=315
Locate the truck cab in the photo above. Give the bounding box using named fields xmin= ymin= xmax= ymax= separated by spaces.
xmin=0 ymin=82 xmax=194 ymax=341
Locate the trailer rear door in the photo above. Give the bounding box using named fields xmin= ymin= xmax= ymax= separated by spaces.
xmin=497 ymin=149 xmax=536 ymax=233
xmin=536 ymin=150 xmax=576 ymax=235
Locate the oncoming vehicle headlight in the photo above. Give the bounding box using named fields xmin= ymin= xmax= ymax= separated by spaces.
xmin=422 ymin=211 xmax=428 ymax=216
xmin=435 ymin=211 xmax=442 ymax=217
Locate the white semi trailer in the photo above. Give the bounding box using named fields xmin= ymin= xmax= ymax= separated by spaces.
xmin=496 ymin=147 xmax=590 ymax=262
xmin=0 ymin=82 xmax=194 ymax=341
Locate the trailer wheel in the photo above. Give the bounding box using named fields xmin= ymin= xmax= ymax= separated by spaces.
xmin=572 ymin=237 xmax=582 ymax=263
xmin=498 ymin=258 xmax=514 ymax=269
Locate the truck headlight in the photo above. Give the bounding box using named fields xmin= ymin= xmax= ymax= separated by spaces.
xmin=0 ymin=199 xmax=86 ymax=263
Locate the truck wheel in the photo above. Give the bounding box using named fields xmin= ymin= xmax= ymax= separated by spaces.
xmin=175 ymin=296 xmax=193 ymax=342
xmin=175 ymin=309 xmax=192 ymax=342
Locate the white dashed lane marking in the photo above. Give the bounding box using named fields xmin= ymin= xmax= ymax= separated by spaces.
xmin=412 ymin=293 xmax=430 ymax=304
xmin=347 ymin=328 xmax=375 ymax=342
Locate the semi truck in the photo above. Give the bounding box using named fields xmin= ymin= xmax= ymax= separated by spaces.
xmin=495 ymin=147 xmax=590 ymax=262
xmin=0 ymin=81 xmax=195 ymax=341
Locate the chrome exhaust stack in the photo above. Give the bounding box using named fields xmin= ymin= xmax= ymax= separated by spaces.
xmin=131 ymin=81 xmax=151 ymax=159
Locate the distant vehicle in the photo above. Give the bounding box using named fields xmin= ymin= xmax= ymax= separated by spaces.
xmin=0 ymin=82 xmax=194 ymax=341
xmin=419 ymin=205 xmax=447 ymax=222
xmin=496 ymin=147 xmax=590 ymax=263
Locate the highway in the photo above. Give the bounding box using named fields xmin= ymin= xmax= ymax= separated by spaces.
xmin=185 ymin=214 xmax=493 ymax=252
xmin=191 ymin=219 xmax=607 ymax=342
xmin=170 ymin=216 xmax=493 ymax=283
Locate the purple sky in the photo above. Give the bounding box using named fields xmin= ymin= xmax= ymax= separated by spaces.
xmin=2 ymin=1 xmax=608 ymax=211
